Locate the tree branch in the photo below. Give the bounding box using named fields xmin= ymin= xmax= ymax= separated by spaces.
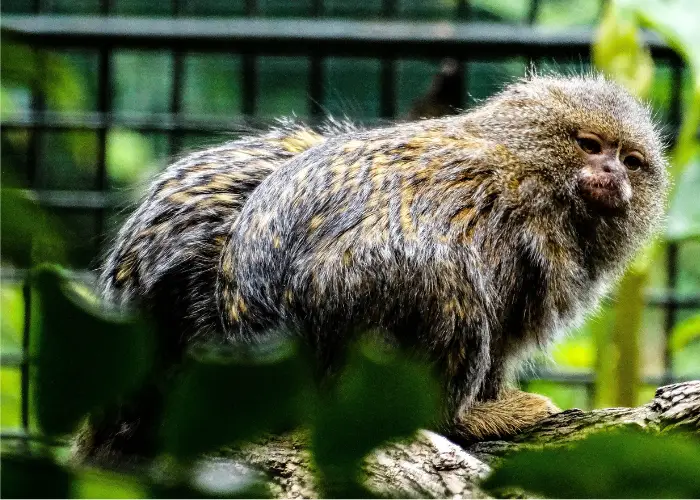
xmin=205 ymin=380 xmax=700 ymax=498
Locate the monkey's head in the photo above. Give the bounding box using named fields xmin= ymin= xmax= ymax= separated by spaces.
xmin=471 ymin=73 xmax=669 ymax=252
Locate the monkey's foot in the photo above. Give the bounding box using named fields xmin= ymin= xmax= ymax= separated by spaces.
xmin=454 ymin=390 xmax=561 ymax=442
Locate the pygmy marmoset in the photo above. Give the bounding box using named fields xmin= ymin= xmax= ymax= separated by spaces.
xmin=216 ymin=73 xmax=668 ymax=438
xmin=93 ymin=74 xmax=668 ymax=462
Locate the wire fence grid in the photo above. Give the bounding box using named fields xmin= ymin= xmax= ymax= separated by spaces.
xmin=1 ymin=0 xmax=699 ymax=447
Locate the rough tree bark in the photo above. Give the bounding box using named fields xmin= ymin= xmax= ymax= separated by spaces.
xmin=202 ymin=380 xmax=700 ymax=498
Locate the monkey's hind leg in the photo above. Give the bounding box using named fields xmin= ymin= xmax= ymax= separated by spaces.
xmin=454 ymin=390 xmax=561 ymax=442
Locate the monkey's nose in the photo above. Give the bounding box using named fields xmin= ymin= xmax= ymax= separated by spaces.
xmin=601 ymin=161 xmax=619 ymax=173
xmin=601 ymin=159 xmax=626 ymax=176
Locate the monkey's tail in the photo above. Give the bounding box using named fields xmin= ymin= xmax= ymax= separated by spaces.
xmin=80 ymin=117 xmax=356 ymax=466
xmin=99 ymin=117 xmax=359 ymax=340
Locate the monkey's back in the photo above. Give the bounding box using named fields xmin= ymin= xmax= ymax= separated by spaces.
xmin=100 ymin=122 xmax=330 ymax=340
xmin=217 ymin=117 xmax=507 ymax=382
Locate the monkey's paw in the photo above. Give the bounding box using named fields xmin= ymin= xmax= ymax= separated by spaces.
xmin=453 ymin=390 xmax=561 ymax=442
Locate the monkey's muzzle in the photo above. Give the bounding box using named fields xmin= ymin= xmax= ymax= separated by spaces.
xmin=577 ymin=170 xmax=632 ymax=213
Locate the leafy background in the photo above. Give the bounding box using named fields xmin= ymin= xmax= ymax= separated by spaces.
xmin=1 ymin=0 xmax=699 ymax=497
xmin=3 ymin=0 xmax=697 ymax=422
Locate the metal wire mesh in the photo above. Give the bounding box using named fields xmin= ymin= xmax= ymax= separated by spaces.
xmin=1 ymin=0 xmax=699 ymax=446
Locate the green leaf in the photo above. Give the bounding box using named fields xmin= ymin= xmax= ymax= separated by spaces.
xmin=0 ymin=453 xmax=73 ymax=498
xmin=631 ymin=0 xmax=700 ymax=83
xmin=30 ymin=264 xmax=156 ymax=436
xmin=161 ymin=338 xmax=314 ymax=460
xmin=0 ymin=41 xmax=38 ymax=89
xmin=311 ymin=336 xmax=441 ymax=496
xmin=593 ymin=2 xmax=654 ymax=99
xmin=667 ymin=153 xmax=700 ymax=241
xmin=1 ymin=284 xmax=24 ymax=353
xmin=107 ymin=129 xmax=158 ymax=186
xmin=483 ymin=430 xmax=700 ymax=498
xmin=2 ymin=41 xmax=91 ymax=174
xmin=0 ymin=188 xmax=66 ymax=266
xmin=624 ymin=0 xmax=700 ymax=175
xmin=1 ymin=40 xmax=87 ymax=114
xmin=1 ymin=368 xmax=21 ymax=428
xmin=75 ymin=468 xmax=148 ymax=499
xmin=670 ymin=313 xmax=700 ymax=352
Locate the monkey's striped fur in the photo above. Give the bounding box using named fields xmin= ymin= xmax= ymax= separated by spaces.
xmin=89 ymin=74 xmax=667 ymax=462
xmin=101 ymin=118 xmax=356 ymax=341
xmin=81 ymin=119 xmax=354 ymax=464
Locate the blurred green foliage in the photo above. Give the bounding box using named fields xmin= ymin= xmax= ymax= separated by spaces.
xmin=311 ymin=338 xmax=440 ymax=495
xmin=2 ymin=454 xmax=74 ymax=498
xmin=483 ymin=430 xmax=700 ymax=498
xmin=0 ymin=186 xmax=67 ymax=267
xmin=671 ymin=313 xmax=700 ymax=352
xmin=161 ymin=340 xmax=313 ymax=460
xmin=667 ymin=156 xmax=700 ymax=241
xmin=590 ymin=0 xmax=700 ymax=407
xmin=0 ymin=256 xmax=443 ymax=497
xmin=30 ymin=265 xmax=156 ymax=436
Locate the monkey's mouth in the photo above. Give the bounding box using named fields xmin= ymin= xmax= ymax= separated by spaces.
xmin=578 ymin=173 xmax=631 ymax=213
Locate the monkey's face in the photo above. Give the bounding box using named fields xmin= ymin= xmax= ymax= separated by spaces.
xmin=473 ymin=74 xmax=668 ymax=237
xmin=574 ymin=131 xmax=642 ymax=214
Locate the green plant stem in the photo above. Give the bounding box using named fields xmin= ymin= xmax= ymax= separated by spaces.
xmin=610 ymin=268 xmax=647 ymax=406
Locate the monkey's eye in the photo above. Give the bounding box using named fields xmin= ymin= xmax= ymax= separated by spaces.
xmin=576 ymin=136 xmax=602 ymax=155
xmin=623 ymin=153 xmax=644 ymax=171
